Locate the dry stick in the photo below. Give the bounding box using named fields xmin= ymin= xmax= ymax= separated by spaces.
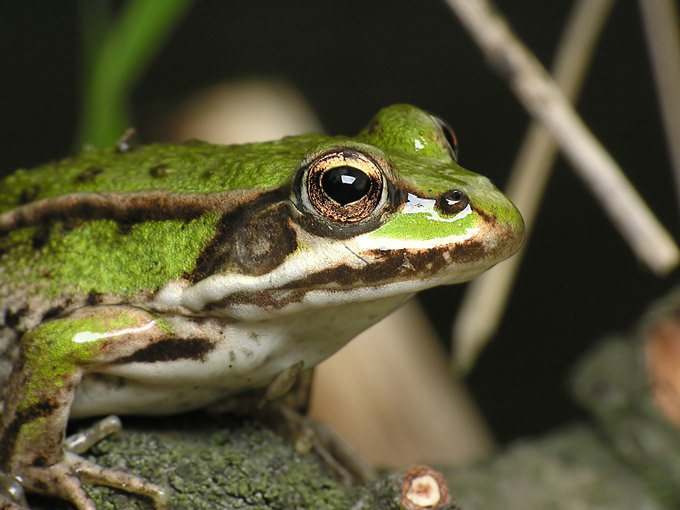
xmin=452 ymin=0 xmax=616 ymax=373
xmin=444 ymin=0 xmax=679 ymax=275
xmin=638 ymin=0 xmax=680 ymax=206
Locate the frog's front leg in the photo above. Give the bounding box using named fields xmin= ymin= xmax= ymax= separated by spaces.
xmin=0 ymin=305 xmax=171 ymax=510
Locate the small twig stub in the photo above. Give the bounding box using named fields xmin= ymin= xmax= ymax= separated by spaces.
xmin=401 ymin=465 xmax=451 ymax=509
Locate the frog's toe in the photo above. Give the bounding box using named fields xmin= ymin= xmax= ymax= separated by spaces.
xmin=21 ymin=451 xmax=169 ymax=510
xmin=64 ymin=415 xmax=122 ymax=455
xmin=0 ymin=498 xmax=28 ymax=510
xmin=0 ymin=471 xmax=28 ymax=509
xmin=66 ymin=451 xmax=169 ymax=509
xmin=21 ymin=460 xmax=96 ymax=510
xmin=262 ymin=402 xmax=376 ymax=488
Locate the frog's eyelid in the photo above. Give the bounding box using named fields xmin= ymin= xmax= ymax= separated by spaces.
xmin=429 ymin=114 xmax=459 ymax=162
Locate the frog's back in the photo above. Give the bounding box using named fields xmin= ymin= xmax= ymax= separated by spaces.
xmin=0 ymin=136 xmax=325 ymax=212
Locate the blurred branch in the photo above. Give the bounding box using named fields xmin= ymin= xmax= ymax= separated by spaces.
xmin=78 ymin=0 xmax=111 ymax=76
xmin=443 ymin=0 xmax=678 ymax=276
xmin=443 ymin=0 xmax=679 ymax=276
xmin=452 ymin=0 xmax=615 ymax=372
xmin=444 ymin=0 xmax=679 ymax=372
xmin=638 ymin=0 xmax=680 ymax=208
xmin=76 ymin=0 xmax=194 ymax=148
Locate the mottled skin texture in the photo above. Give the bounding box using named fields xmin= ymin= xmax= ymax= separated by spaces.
xmin=0 ymin=104 xmax=524 ymax=509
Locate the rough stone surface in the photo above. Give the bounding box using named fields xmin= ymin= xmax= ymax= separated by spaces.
xmin=444 ymin=426 xmax=662 ymax=510
xmin=29 ymin=414 xmax=349 ymax=510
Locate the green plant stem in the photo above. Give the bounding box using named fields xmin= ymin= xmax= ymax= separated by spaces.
xmin=77 ymin=0 xmax=193 ymax=148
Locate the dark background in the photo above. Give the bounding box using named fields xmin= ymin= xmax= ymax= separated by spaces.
xmin=1 ymin=1 xmax=678 ymax=443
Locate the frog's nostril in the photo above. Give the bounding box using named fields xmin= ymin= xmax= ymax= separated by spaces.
xmin=436 ymin=190 xmax=469 ymax=216
xmin=429 ymin=114 xmax=459 ymax=162
xmin=446 ymin=190 xmax=463 ymax=203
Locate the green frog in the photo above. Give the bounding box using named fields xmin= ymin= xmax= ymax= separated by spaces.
xmin=0 ymin=104 xmax=524 ymax=509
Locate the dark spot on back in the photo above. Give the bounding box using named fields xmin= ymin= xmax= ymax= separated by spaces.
xmin=117 ymin=221 xmax=135 ymax=236
xmin=75 ymin=167 xmax=103 ymax=183
xmin=4 ymin=306 xmax=28 ymax=328
xmin=86 ymin=290 xmax=104 ymax=306
xmin=149 ymin=164 xmax=171 ymax=178
xmin=31 ymin=224 xmax=52 ymax=250
xmin=62 ymin=217 xmax=83 ymax=233
xmin=42 ymin=305 xmax=65 ymax=321
xmin=118 ymin=337 xmax=214 ymax=364
xmin=19 ymin=185 xmax=40 ymax=205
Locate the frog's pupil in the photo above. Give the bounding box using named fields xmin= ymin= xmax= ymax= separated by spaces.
xmin=322 ymin=166 xmax=371 ymax=205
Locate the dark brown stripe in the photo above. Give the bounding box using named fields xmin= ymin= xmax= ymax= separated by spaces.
xmin=206 ymin=289 xmax=307 ymax=312
xmin=0 ymin=398 xmax=59 ymax=468
xmin=18 ymin=185 xmax=40 ymax=205
xmin=282 ymin=240 xmax=487 ymax=289
xmin=205 ymin=239 xmax=489 ymax=312
xmin=0 ymin=190 xmax=263 ymax=234
xmin=3 ymin=306 xmax=28 ymax=328
xmin=86 ymin=290 xmax=104 ymax=306
xmin=41 ymin=305 xmax=66 ymax=321
xmin=117 ymin=337 xmax=215 ymax=364
xmin=75 ymin=167 xmax=104 ymax=183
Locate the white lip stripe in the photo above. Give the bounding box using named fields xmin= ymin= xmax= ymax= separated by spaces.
xmin=179 ymin=233 xmax=359 ymax=311
xmin=357 ymin=227 xmax=480 ymax=251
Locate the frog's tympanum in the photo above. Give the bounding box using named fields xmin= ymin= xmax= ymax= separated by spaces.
xmin=0 ymin=105 xmax=524 ymax=509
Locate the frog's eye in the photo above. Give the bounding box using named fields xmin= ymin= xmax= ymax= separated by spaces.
xmin=305 ymin=149 xmax=385 ymax=223
xmin=436 ymin=189 xmax=469 ymax=216
xmin=430 ymin=114 xmax=459 ymax=162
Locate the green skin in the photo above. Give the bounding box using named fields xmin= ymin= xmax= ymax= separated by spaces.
xmin=0 ymin=104 xmax=524 ymax=509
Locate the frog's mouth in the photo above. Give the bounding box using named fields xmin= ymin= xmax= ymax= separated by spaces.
xmin=176 ymin=213 xmax=522 ymax=321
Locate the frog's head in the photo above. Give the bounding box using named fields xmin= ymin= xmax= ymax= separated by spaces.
xmin=182 ymin=104 xmax=524 ymax=318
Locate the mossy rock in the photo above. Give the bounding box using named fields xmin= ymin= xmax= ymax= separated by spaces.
xmin=27 ymin=412 xmax=458 ymax=510
xmin=443 ymin=426 xmax=662 ymax=510
xmin=29 ymin=413 xmax=348 ymax=510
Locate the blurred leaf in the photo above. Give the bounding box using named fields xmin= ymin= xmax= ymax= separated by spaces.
xmin=76 ymin=0 xmax=194 ymax=148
